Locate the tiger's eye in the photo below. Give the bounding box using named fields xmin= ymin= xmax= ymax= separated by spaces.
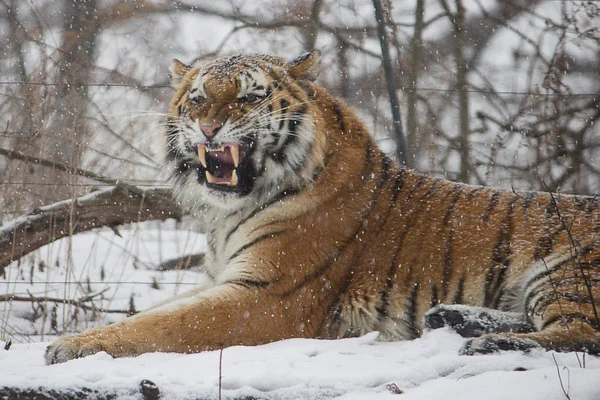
xmin=238 ymin=94 xmax=263 ymax=104
xmin=188 ymin=91 xmax=206 ymax=105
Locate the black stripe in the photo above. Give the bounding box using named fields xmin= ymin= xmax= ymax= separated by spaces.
xmin=271 ymin=104 xmax=306 ymax=163
xmin=441 ymin=186 xmax=464 ymax=299
xmin=278 ymin=99 xmax=289 ymax=130
xmin=586 ymin=196 xmax=598 ymax=217
xmin=467 ymin=186 xmax=485 ymax=199
xmin=326 ymin=275 xmax=367 ymax=338
xmin=545 ymin=197 xmax=558 ymax=219
xmin=482 ymin=191 xmax=501 ymax=222
xmin=227 ymin=278 xmax=274 ymax=289
xmin=490 ymin=265 xmax=509 ymax=308
xmin=361 ymin=141 xmax=374 ymax=178
xmin=523 ymin=192 xmax=537 ymax=216
xmin=227 ymin=230 xmax=287 ymax=263
xmin=224 ymin=189 xmax=299 ymax=242
xmin=483 ymin=195 xmax=518 ymax=307
xmin=332 ymin=101 xmax=345 ymax=132
xmin=453 ymin=275 xmax=465 ymax=304
xmin=376 ymin=290 xmax=390 ymax=318
xmin=379 ymin=168 xmax=407 ymax=225
xmin=533 ymin=196 xmax=563 ymax=260
xmin=533 ymin=228 xmax=563 ymax=261
xmin=407 ymin=281 xmax=421 ymax=338
xmin=430 ymin=285 xmax=439 ymax=308
xmin=574 ymin=196 xmax=587 ymax=211
xmin=379 ymin=155 xmax=391 ymax=185
xmin=207 ymin=232 xmax=217 ymax=257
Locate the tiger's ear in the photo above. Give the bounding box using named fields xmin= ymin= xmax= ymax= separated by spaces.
xmin=169 ymin=59 xmax=190 ymax=89
xmin=288 ymin=50 xmax=321 ymax=82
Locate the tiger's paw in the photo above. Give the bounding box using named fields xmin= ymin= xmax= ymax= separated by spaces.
xmin=424 ymin=304 xmax=535 ymax=338
xmin=459 ymin=334 xmax=541 ymax=356
xmin=45 ymin=331 xmax=119 ymax=365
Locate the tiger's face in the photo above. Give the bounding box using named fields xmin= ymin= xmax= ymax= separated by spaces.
xmin=165 ymin=51 xmax=323 ymax=211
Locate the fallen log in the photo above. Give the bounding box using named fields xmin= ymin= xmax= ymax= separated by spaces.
xmin=0 ymin=185 xmax=182 ymax=275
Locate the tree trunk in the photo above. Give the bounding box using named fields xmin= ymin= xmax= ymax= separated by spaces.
xmin=43 ymin=0 xmax=101 ymax=200
xmin=406 ymin=0 xmax=425 ymax=161
xmin=372 ymin=0 xmax=409 ymax=165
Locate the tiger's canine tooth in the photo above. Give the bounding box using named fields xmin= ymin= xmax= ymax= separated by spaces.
xmin=231 ymin=169 xmax=239 ymax=186
xmin=205 ymin=171 xmax=217 ymax=183
xmin=230 ymin=144 xmax=240 ymax=167
xmin=198 ymin=145 xmax=207 ymax=168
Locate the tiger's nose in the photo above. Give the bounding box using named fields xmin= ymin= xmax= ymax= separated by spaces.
xmin=199 ymin=123 xmax=222 ymax=138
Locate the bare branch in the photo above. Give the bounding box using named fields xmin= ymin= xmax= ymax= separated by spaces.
xmin=0 ymin=147 xmax=119 ymax=186
xmin=0 ymin=185 xmax=182 ymax=274
xmin=0 ymin=293 xmax=132 ymax=315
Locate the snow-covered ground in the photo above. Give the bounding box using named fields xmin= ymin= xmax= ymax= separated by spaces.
xmin=1 ymin=330 xmax=600 ymax=399
xmin=1 ymin=226 xmax=600 ymax=399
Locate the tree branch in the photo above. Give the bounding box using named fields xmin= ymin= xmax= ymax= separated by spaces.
xmin=0 ymin=185 xmax=182 ymax=274
xmin=0 ymin=147 xmax=119 ymax=186
xmin=0 ymin=293 xmax=132 ymax=315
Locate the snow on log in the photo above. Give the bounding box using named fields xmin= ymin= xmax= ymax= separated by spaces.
xmin=0 ymin=185 xmax=182 ymax=274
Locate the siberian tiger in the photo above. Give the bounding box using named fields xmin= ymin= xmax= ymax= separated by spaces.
xmin=46 ymin=50 xmax=600 ymax=364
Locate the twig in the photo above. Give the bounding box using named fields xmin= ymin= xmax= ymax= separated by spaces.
xmin=0 ymin=147 xmax=119 ymax=186
xmin=552 ymin=353 xmax=571 ymax=400
xmin=219 ymin=348 xmax=223 ymax=400
xmin=0 ymin=294 xmax=132 ymax=314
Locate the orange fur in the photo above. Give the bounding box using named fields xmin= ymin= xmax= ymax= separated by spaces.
xmin=46 ymin=51 xmax=600 ymax=364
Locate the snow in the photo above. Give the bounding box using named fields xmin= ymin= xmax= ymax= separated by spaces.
xmin=1 ymin=223 xmax=209 ymax=340
xmin=1 ymin=330 xmax=600 ymax=399
xmin=1 ymin=225 xmax=599 ymax=399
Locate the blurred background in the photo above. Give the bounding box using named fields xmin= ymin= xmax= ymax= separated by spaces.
xmin=0 ymin=0 xmax=599 ymax=342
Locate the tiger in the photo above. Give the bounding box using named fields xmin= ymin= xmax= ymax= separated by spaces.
xmin=45 ymin=50 xmax=600 ymax=364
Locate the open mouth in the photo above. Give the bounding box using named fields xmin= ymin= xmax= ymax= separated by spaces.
xmin=198 ymin=143 xmax=248 ymax=188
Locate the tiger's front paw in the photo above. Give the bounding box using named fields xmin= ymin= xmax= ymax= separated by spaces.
xmin=459 ymin=334 xmax=541 ymax=356
xmin=45 ymin=330 xmax=119 ymax=365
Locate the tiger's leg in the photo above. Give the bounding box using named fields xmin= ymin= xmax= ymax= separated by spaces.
xmin=424 ymin=304 xmax=535 ymax=338
xmin=45 ymin=283 xmax=312 ymax=364
xmin=460 ymin=320 xmax=600 ymax=355
xmin=463 ymin=252 xmax=600 ymax=355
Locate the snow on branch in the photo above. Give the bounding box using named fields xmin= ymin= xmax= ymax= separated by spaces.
xmin=0 ymin=185 xmax=182 ymax=275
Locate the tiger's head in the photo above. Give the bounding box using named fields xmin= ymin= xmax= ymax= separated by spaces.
xmin=165 ymin=51 xmax=325 ymax=211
